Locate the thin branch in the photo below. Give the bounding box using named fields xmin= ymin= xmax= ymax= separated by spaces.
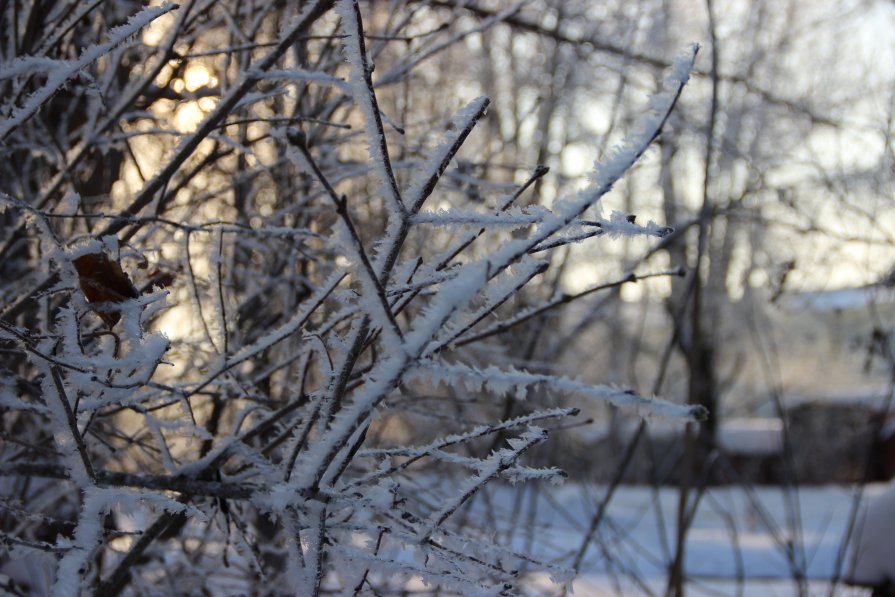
xmin=287 ymin=131 xmax=404 ymax=342
xmin=49 ymin=366 xmax=97 ymax=484
xmin=336 ymin=0 xmax=406 ymax=217
xmin=455 ymin=268 xmax=685 ymax=347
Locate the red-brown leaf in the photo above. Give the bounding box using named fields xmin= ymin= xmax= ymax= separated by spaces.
xmin=72 ymin=251 xmax=139 ymax=327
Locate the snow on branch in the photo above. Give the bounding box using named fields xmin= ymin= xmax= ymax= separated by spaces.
xmin=420 ymin=427 xmax=547 ymax=540
xmin=596 ymin=210 xmax=675 ymax=238
xmin=0 ymin=3 xmax=178 ymax=139
xmin=373 ymin=95 xmax=490 ymax=280
xmin=585 ymin=44 xmax=698 ymax=190
xmin=430 ymin=257 xmax=549 ymax=350
xmin=413 ymin=205 xmax=550 ymax=227
xmin=334 ymin=0 xmax=406 ymax=217
xmin=412 ymin=361 xmax=708 ymax=422
xmin=354 ymin=407 xmax=577 ymax=485
xmin=403 ymin=96 xmax=492 ymax=214
xmin=250 ymin=68 xmax=350 ymax=91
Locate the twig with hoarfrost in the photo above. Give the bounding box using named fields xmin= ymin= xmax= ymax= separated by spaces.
xmin=420 ymin=428 xmax=547 ymax=538
xmin=455 ymin=268 xmax=686 ymax=347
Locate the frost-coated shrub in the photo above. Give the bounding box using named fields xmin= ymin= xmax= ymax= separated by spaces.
xmin=0 ymin=1 xmax=702 ymax=594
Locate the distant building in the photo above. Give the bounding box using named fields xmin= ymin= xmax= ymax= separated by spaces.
xmin=572 ymin=398 xmax=895 ymax=484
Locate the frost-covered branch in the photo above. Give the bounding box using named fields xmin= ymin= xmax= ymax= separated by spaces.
xmin=412 ymin=361 xmax=707 ymax=421
xmin=334 ymin=0 xmax=406 ymax=218
xmin=455 ymin=267 xmax=686 ymax=347
xmin=420 ymin=427 xmax=547 ymax=540
xmin=0 ymin=1 xmax=699 ymax=594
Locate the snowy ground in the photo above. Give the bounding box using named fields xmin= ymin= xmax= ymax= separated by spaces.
xmin=4 ymin=481 xmax=885 ymax=595
xmin=499 ymin=482 xmax=886 ymax=596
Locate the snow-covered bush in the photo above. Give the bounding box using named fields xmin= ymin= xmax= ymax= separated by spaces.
xmin=0 ymin=1 xmax=702 ymax=593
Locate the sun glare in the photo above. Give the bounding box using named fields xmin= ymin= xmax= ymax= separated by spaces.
xmin=174 ymin=102 xmax=204 ymax=132
xmin=184 ymin=64 xmax=211 ymax=92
